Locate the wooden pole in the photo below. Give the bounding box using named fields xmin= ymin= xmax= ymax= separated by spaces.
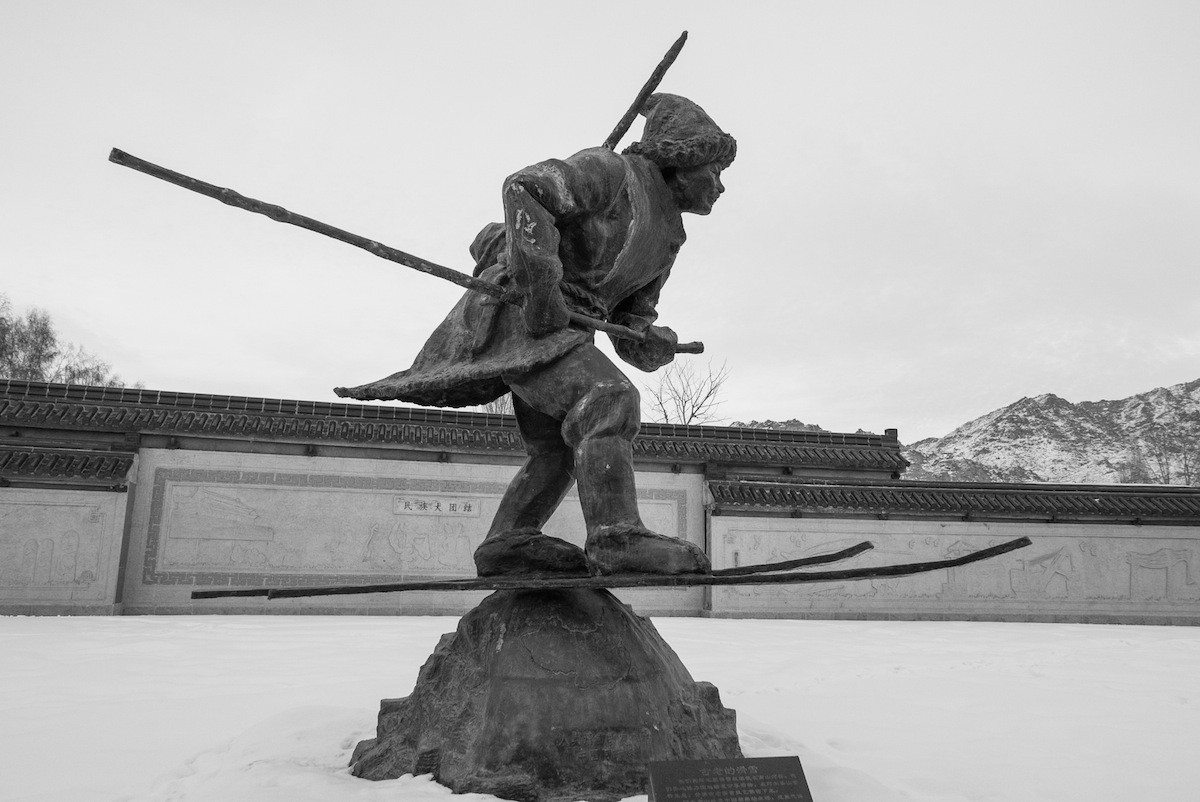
xmin=109 ymin=148 xmax=703 ymax=354
xmin=189 ymin=537 xmax=1032 ymax=600
xmin=602 ymin=31 xmax=688 ymax=150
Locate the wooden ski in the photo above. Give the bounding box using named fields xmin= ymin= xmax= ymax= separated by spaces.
xmin=190 ymin=537 xmax=1030 ymax=601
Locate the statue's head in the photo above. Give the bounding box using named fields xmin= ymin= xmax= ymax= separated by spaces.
xmin=623 ymin=93 xmax=735 ymax=215
xmin=624 ymin=93 xmax=736 ymax=170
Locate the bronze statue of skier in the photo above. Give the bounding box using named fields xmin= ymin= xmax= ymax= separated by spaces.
xmin=336 ymin=93 xmax=736 ymax=578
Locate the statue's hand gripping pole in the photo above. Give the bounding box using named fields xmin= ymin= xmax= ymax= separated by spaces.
xmin=107 ymin=148 xmax=703 ymax=354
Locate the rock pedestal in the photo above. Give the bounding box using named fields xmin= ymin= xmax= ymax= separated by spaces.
xmin=351 ymin=588 xmax=742 ymax=802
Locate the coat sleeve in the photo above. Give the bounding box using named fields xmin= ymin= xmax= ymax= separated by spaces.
xmin=609 ymin=268 xmax=677 ymax=372
xmin=502 ymin=151 xmax=626 ymax=335
xmin=504 ymin=150 xmax=626 ymax=222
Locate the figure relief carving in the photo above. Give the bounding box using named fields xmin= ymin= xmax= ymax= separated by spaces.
xmin=0 ymin=504 xmax=104 ymax=589
xmin=1126 ymin=547 xmax=1199 ymax=601
xmin=940 ymin=539 xmax=981 ymax=598
xmin=1009 ymin=546 xmax=1077 ymax=599
xmin=147 ymin=470 xmax=523 ymax=580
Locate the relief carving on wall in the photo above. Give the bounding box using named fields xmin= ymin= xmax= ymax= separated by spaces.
xmin=0 ymin=502 xmax=105 ymax=593
xmin=146 ymin=469 xmax=688 ymax=586
xmin=1009 ymin=546 xmax=1077 ymax=599
xmin=157 ymin=481 xmax=491 ymax=580
xmin=1126 ymin=547 xmax=1198 ymax=601
xmin=716 ymin=524 xmax=1200 ymax=611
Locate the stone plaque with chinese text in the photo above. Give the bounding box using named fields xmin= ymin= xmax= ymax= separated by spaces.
xmin=393 ymin=495 xmax=483 ymax=517
xmin=648 ymin=756 xmax=813 ymax=802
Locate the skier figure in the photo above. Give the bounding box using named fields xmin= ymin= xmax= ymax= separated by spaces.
xmin=336 ymin=93 xmax=735 ymax=578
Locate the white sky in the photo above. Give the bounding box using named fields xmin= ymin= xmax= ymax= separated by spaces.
xmin=3 ymin=1 xmax=1199 ymax=442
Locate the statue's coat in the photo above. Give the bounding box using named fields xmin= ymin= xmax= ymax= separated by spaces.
xmin=339 ymin=147 xmax=686 ymax=407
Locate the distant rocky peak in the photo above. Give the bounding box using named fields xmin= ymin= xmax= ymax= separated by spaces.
xmin=730 ymin=418 xmax=879 ymax=436
xmin=730 ymin=418 xmax=828 ymax=432
xmin=901 ymin=378 xmax=1200 ymax=485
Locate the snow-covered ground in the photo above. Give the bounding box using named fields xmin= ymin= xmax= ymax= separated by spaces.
xmin=1 ymin=614 xmax=1197 ymax=802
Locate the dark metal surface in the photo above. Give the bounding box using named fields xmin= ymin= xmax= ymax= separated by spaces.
xmin=189 ymin=537 xmax=1031 ymax=600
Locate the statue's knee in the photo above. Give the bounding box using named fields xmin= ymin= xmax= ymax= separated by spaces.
xmin=525 ymin=435 xmax=573 ymax=465
xmin=562 ymin=380 xmax=641 ymax=446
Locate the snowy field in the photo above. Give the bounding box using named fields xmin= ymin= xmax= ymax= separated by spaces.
xmin=1 ymin=614 xmax=1197 ymax=802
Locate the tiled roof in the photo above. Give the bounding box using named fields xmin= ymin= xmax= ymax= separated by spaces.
xmin=1 ymin=380 xmax=905 ymax=473
xmin=0 ymin=379 xmax=526 ymax=449
xmin=0 ymin=445 xmax=135 ymax=488
xmin=709 ymin=477 xmax=1200 ymax=523
xmin=634 ymin=433 xmax=907 ymax=472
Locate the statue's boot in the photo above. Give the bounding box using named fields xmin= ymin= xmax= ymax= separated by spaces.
xmin=585 ymin=523 xmax=711 ymax=576
xmin=572 ymin=427 xmax=711 ymax=576
xmin=493 ymin=355 xmax=711 ymax=578
xmin=475 ymin=399 xmax=582 ymax=577
xmin=474 ymin=528 xmax=589 ymax=577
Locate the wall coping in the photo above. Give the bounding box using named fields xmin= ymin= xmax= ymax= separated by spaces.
xmin=710 ymin=475 xmax=1200 ymax=524
xmin=0 ymin=380 xmax=908 ymax=474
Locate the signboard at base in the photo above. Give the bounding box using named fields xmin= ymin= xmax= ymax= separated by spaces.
xmin=648 ymin=756 xmax=814 ymax=802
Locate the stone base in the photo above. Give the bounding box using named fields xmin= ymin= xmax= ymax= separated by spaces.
xmin=351 ymin=588 xmax=741 ymax=802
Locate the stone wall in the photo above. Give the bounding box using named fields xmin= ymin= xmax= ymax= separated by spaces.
xmin=0 ymin=486 xmax=131 ymax=614
xmin=710 ymin=516 xmax=1200 ymax=625
xmin=4 ymin=380 xmax=1200 ymax=623
xmin=122 ymin=449 xmax=705 ymax=616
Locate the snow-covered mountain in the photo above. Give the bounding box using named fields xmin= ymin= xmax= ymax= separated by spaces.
xmin=902 ymin=378 xmax=1200 ymax=485
xmin=730 ymin=418 xmax=827 ymax=432
xmin=729 ymin=418 xmax=878 ymax=436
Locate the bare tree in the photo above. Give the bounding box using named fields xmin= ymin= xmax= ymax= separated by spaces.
xmin=476 ymin=393 xmax=515 ymax=415
xmin=0 ymin=293 xmax=131 ymax=386
xmin=1144 ymin=425 xmax=1178 ymax=485
xmin=1179 ymin=449 xmax=1198 ymax=486
xmin=0 ymin=299 xmax=55 ymax=380
xmin=641 ymin=359 xmax=730 ymax=425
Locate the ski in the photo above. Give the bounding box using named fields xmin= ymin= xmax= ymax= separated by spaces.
xmin=190 ymin=537 xmax=1030 ymax=601
xmin=191 ymin=541 xmax=872 ymax=600
xmin=711 ymin=540 xmax=873 ymax=576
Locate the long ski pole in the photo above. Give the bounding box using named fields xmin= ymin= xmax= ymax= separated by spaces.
xmin=602 ymin=31 xmax=687 ymax=150
xmin=189 ymin=537 xmax=1032 ymax=600
xmin=108 ymin=148 xmax=703 ymax=354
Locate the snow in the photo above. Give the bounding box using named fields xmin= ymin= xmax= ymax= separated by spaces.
xmin=2 ymin=615 xmax=1198 ymax=802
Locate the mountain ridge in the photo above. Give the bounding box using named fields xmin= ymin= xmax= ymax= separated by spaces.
xmin=902 ymin=378 xmax=1200 ymax=485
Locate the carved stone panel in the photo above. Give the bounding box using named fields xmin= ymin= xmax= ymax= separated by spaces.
xmin=144 ymin=469 xmax=518 ymax=585
xmin=0 ymin=490 xmax=126 ymax=606
xmin=144 ymin=470 xmax=690 ymax=586
xmin=126 ymin=450 xmax=703 ymax=614
xmin=710 ymin=517 xmax=1200 ymax=622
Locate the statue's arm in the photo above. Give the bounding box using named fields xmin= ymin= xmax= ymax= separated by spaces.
xmin=502 ymin=153 xmax=624 ymax=336
xmin=609 ymin=270 xmax=678 ymax=372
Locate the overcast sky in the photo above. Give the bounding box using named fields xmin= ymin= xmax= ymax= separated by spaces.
xmin=4 ymin=1 xmax=1199 ymax=442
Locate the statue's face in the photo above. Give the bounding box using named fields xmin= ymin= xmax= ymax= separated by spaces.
xmin=671 ymin=163 xmax=725 ymax=215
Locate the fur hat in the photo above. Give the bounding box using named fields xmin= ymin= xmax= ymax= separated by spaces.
xmin=623 ymin=93 xmax=736 ymax=169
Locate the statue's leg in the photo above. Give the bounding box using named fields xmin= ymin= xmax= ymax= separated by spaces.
xmin=508 ymin=344 xmax=709 ymax=576
xmin=473 ymin=394 xmax=587 ymax=577
xmin=487 ymin=394 xmax=576 ymax=535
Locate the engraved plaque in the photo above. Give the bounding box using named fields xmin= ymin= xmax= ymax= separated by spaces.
xmin=648 ymin=756 xmax=814 ymax=802
xmin=393 ymin=495 xmax=483 ymax=517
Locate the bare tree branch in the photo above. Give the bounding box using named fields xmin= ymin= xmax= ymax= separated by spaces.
xmin=0 ymin=293 xmax=132 ymax=386
xmin=476 ymin=393 xmax=515 ymax=416
xmin=1144 ymin=424 xmax=1175 ymax=484
xmin=641 ymin=360 xmax=730 ymax=425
